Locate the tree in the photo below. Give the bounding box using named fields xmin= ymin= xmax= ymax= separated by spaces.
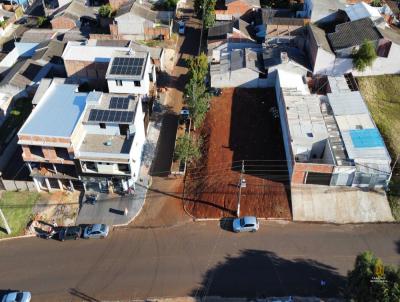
xmin=186 ymin=53 xmax=208 ymax=85
xmin=353 ymin=40 xmax=377 ymax=72
xmin=37 ymin=16 xmax=48 ymax=27
xmin=98 ymin=4 xmax=112 ymax=18
xmin=174 ymin=134 xmax=202 ymax=163
xmin=185 ymin=78 xmax=210 ymax=129
xmin=347 ymin=251 xmax=400 ymax=302
xmin=193 ymin=0 xmax=216 ymax=28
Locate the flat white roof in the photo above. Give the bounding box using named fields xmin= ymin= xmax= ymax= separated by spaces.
xmin=277 ymin=70 xmax=328 ymax=157
xmin=345 ymin=2 xmax=382 ymax=22
xmin=19 ymin=83 xmax=87 ymax=138
xmin=62 ymin=41 xmax=130 ymax=62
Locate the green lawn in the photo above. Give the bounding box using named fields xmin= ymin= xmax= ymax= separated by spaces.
xmin=0 ymin=191 xmax=40 ymax=239
xmin=357 ymin=75 xmax=400 ymax=220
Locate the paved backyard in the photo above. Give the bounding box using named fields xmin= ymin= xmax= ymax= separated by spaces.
xmin=184 ymin=88 xmax=291 ymax=219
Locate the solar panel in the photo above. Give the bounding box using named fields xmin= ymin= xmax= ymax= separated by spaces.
xmin=109 ymin=56 xmax=146 ymax=76
xmin=88 ymin=109 xmax=135 ymax=123
xmin=109 ymin=97 xmax=129 ymax=109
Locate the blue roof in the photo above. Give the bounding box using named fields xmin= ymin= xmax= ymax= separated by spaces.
xmin=350 ymin=128 xmax=385 ymax=148
xmin=19 ymin=84 xmax=87 ymax=138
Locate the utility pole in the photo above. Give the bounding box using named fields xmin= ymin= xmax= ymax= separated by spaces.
xmin=237 ymin=160 xmax=246 ymax=217
xmin=387 ymin=154 xmax=400 ymax=190
xmin=198 ymin=0 xmax=206 ymax=55
xmin=0 ymin=208 xmax=11 ymax=234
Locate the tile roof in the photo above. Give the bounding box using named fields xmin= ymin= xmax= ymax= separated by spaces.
xmin=327 ymin=18 xmax=382 ymax=51
xmin=54 ymin=0 xmax=96 ymax=21
xmin=208 ymin=21 xmax=234 ymax=38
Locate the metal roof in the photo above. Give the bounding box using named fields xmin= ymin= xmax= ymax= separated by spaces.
xmin=19 ymin=83 xmax=86 ymax=138
xmin=328 ymin=91 xmax=369 ymax=116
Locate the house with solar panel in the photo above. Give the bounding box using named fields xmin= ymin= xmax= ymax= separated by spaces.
xmin=105 ymin=51 xmax=154 ymax=96
xmin=75 ymin=91 xmax=146 ymax=193
xmin=275 ymin=69 xmax=392 ymax=189
xmin=17 ymin=82 xmax=146 ymax=193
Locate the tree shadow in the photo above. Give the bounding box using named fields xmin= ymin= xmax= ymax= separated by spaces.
xmin=396 ymin=240 xmax=400 ymax=254
xmin=191 ymin=249 xmax=346 ymax=299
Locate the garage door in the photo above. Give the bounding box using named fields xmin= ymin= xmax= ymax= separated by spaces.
xmin=305 ymin=172 xmax=332 ymax=185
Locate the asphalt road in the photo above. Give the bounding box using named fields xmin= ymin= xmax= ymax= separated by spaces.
xmin=0 ymin=221 xmax=399 ymax=301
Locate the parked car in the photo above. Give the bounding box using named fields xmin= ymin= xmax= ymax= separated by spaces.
xmin=1 ymin=291 xmax=31 ymax=302
xmin=209 ymin=87 xmax=222 ymax=97
xmin=179 ymin=106 xmax=190 ymax=123
xmin=232 ymin=216 xmax=259 ymax=233
xmin=178 ymin=21 xmax=185 ymax=35
xmin=83 ymin=224 xmax=109 ymax=239
xmin=58 ymin=226 xmax=82 ymax=241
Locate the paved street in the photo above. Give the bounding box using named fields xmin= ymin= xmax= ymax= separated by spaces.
xmin=0 ymin=221 xmax=399 ymax=301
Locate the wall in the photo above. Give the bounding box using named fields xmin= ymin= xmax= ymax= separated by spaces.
xmin=129 ymin=99 xmax=146 ymax=181
xmin=116 ymin=14 xmax=147 ymax=36
xmin=211 ymin=68 xmax=269 ymax=88
xmin=274 ymin=73 xmax=294 ymax=178
xmin=0 ymin=179 xmax=36 ymax=191
xmin=51 ymin=16 xmax=76 ymax=30
xmin=292 ymin=162 xmax=334 ymax=184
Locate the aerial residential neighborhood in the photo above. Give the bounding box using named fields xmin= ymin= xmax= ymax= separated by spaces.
xmin=0 ymin=0 xmax=399 ymax=301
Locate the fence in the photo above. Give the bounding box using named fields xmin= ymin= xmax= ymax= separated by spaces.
xmin=0 ymin=179 xmax=36 ymax=192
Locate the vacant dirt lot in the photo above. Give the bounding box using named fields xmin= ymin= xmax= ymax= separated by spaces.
xmin=184 ymin=88 xmax=291 ymax=219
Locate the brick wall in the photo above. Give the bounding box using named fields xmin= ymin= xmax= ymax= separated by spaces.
xmin=51 ymin=16 xmax=76 ymax=30
xmin=292 ymin=162 xmax=334 ymax=184
xmin=144 ymin=27 xmax=170 ymax=40
xmin=21 ymin=145 xmax=75 ymax=165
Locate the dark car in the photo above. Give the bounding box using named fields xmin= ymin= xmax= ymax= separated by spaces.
xmin=58 ymin=226 xmax=82 ymax=241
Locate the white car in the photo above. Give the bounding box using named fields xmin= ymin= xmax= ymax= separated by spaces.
xmin=83 ymin=224 xmax=109 ymax=239
xmin=232 ymin=216 xmax=259 ymax=233
xmin=178 ymin=21 xmax=185 ymax=35
xmin=1 ymin=291 xmax=31 ymax=302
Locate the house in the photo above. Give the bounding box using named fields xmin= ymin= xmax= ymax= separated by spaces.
xmin=210 ymin=45 xmax=309 ymax=88
xmin=215 ymin=0 xmax=260 ymax=21
xmin=62 ymin=40 xmax=131 ymax=86
xmin=105 ymin=51 xmax=154 ymax=96
xmin=327 ymin=18 xmax=384 ymax=57
xmin=50 ymin=0 xmax=97 ymax=30
xmin=262 ymin=8 xmax=309 ymax=39
xmin=18 ymin=82 xmax=147 ymax=193
xmin=111 ymin=1 xmax=173 ymax=40
xmin=344 ymin=1 xmax=386 ymax=28
xmin=75 ymin=92 xmax=146 ymax=193
xmin=0 ymin=42 xmax=39 ymax=75
xmin=303 ymin=24 xmax=336 ymax=75
xmin=274 ymin=69 xmax=392 ymax=189
xmin=17 ymin=83 xmax=86 ymax=191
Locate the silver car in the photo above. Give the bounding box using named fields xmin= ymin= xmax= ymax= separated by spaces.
xmin=83 ymin=224 xmax=109 ymax=239
xmin=232 ymin=216 xmax=259 ymax=233
xmin=1 ymin=291 xmax=31 ymax=302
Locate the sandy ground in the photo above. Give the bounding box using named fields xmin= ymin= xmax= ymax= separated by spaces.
xmin=184 ymin=88 xmax=292 ymax=219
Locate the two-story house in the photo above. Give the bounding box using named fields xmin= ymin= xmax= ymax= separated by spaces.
xmin=75 ymin=92 xmax=146 ymax=193
xmin=17 ymin=83 xmax=86 ymax=191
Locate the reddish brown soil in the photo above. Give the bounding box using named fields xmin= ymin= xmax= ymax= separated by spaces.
xmin=184 ymin=88 xmax=292 ymax=219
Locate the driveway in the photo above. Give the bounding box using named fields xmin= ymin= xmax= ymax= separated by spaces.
xmin=0 ymin=221 xmax=399 ymax=301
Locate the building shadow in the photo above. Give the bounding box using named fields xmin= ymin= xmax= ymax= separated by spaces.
xmin=178 ymin=24 xmax=201 ymax=57
xmin=190 ymin=249 xmax=346 ymax=299
xmin=396 ymin=240 xmax=400 ymax=254
xmin=150 ymin=112 xmax=179 ymax=177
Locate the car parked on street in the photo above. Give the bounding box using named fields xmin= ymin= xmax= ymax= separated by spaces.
xmin=232 ymin=216 xmax=259 ymax=233
xmin=178 ymin=21 xmax=185 ymax=35
xmin=58 ymin=226 xmax=82 ymax=241
xmin=1 ymin=291 xmax=31 ymax=302
xmin=83 ymin=224 xmax=109 ymax=239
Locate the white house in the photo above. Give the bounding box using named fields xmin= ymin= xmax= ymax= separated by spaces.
xmin=106 ymin=51 xmax=154 ymax=96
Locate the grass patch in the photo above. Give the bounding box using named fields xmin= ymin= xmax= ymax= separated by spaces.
xmin=357 ymin=75 xmax=400 ymax=220
xmin=0 ymin=191 xmax=40 ymax=239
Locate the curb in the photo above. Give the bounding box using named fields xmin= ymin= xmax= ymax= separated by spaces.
xmin=0 ymin=234 xmax=36 ymax=242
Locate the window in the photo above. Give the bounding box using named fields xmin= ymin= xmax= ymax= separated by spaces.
xmin=55 ymin=147 xmax=70 ymax=159
xmin=119 ymin=124 xmax=129 ymax=135
xmin=134 ymin=81 xmax=140 ymax=87
xmin=29 ymin=145 xmax=44 ymax=157
xmin=100 ymin=123 xmax=106 ymax=129
xmin=118 ymin=164 xmax=129 ymax=172
xmin=85 ymin=162 xmax=96 ymax=170
xmin=115 ymin=80 xmax=123 ymax=86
